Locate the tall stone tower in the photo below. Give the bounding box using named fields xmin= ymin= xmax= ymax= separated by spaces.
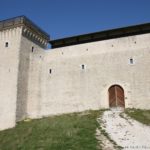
xmin=0 ymin=16 xmax=49 ymax=130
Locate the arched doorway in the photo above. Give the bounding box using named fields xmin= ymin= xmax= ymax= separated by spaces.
xmin=108 ymin=85 xmax=125 ymax=108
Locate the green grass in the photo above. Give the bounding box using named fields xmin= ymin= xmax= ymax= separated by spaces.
xmin=0 ymin=110 xmax=103 ymax=150
xmin=125 ymin=108 xmax=150 ymax=125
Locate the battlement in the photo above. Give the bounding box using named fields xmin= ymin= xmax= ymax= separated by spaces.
xmin=0 ymin=16 xmax=50 ymax=48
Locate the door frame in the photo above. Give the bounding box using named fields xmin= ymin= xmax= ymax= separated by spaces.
xmin=108 ymin=84 xmax=125 ymax=108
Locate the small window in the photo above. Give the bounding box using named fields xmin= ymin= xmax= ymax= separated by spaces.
xmin=32 ymin=46 xmax=34 ymax=52
xmin=130 ymin=58 xmax=133 ymax=64
xmin=49 ymin=69 xmax=52 ymax=74
xmin=81 ymin=64 xmax=85 ymax=70
xmin=5 ymin=42 xmax=8 ymax=47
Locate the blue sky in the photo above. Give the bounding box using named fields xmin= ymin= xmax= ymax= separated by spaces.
xmin=0 ymin=0 xmax=150 ymax=40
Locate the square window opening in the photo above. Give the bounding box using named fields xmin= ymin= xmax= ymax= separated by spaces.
xmin=130 ymin=58 xmax=133 ymax=64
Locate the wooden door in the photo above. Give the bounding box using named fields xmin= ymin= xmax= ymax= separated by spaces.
xmin=109 ymin=85 xmax=125 ymax=108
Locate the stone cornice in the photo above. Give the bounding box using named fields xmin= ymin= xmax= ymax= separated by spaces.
xmin=0 ymin=16 xmax=50 ymax=48
xmin=22 ymin=26 xmax=48 ymax=48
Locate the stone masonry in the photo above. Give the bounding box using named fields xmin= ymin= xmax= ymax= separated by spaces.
xmin=0 ymin=16 xmax=150 ymax=130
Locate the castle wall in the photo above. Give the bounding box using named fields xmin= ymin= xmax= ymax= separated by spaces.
xmin=0 ymin=20 xmax=150 ymax=131
xmin=1 ymin=17 xmax=150 ymax=131
xmin=0 ymin=27 xmax=22 ymax=130
xmin=16 ymin=34 xmax=46 ymax=121
xmin=16 ymin=35 xmax=45 ymax=119
xmin=16 ymin=35 xmax=31 ymax=121
xmin=28 ymin=33 xmax=150 ymax=118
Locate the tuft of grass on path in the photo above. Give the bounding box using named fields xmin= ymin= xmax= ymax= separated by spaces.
xmin=125 ymin=108 xmax=150 ymax=125
xmin=0 ymin=110 xmax=103 ymax=150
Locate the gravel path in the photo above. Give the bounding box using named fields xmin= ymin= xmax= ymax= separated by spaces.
xmin=101 ymin=109 xmax=150 ymax=150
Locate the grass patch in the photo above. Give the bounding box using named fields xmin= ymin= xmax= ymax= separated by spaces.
xmin=125 ymin=108 xmax=150 ymax=125
xmin=0 ymin=110 xmax=102 ymax=150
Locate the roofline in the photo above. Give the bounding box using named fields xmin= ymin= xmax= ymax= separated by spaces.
xmin=23 ymin=16 xmax=50 ymax=38
xmin=0 ymin=15 xmax=50 ymax=40
xmin=50 ymin=23 xmax=150 ymax=48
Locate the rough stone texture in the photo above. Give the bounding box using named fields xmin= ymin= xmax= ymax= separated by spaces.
xmin=16 ymin=35 xmax=33 ymax=121
xmin=24 ymin=32 xmax=150 ymax=119
xmin=0 ymin=19 xmax=150 ymax=130
xmin=35 ymin=33 xmax=150 ymax=118
xmin=0 ymin=27 xmax=22 ymax=130
xmin=25 ymin=37 xmax=44 ymax=119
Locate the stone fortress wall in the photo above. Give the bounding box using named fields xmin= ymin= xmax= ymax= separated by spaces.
xmin=0 ymin=16 xmax=150 ymax=130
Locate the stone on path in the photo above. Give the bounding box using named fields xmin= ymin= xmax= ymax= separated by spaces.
xmin=100 ymin=109 xmax=150 ymax=150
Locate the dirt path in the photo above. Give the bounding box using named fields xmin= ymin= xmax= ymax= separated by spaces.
xmin=100 ymin=109 xmax=150 ymax=150
xmin=96 ymin=128 xmax=116 ymax=150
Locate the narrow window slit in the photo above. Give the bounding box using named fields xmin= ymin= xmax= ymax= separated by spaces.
xmin=130 ymin=58 xmax=133 ymax=64
xmin=82 ymin=64 xmax=85 ymax=70
xmin=49 ymin=69 xmax=52 ymax=74
xmin=5 ymin=42 xmax=8 ymax=47
xmin=32 ymin=46 xmax=34 ymax=52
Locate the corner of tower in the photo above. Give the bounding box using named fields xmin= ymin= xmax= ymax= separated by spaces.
xmin=0 ymin=16 xmax=50 ymax=130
